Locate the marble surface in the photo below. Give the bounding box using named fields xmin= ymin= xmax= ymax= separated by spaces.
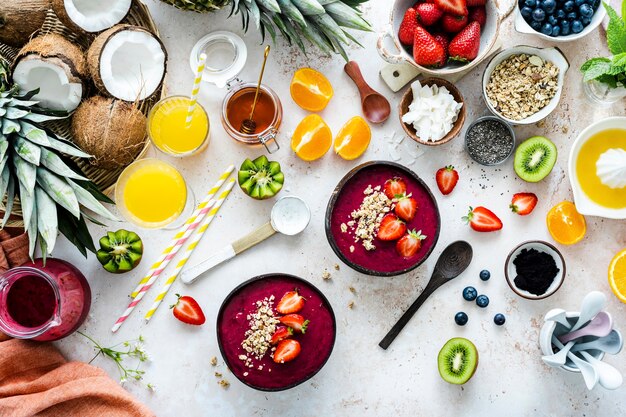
xmin=52 ymin=1 xmax=626 ymax=416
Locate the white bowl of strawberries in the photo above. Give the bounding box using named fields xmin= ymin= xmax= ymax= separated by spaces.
xmin=377 ymin=0 xmax=504 ymax=76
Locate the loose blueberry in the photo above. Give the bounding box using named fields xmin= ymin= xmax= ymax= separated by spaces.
xmin=564 ymin=0 xmax=575 ymax=11
xmin=579 ymin=3 xmax=593 ymax=17
xmin=581 ymin=16 xmax=591 ymax=25
xmin=455 ymin=312 xmax=469 ymax=326
xmin=479 ymin=270 xmax=491 ymax=281
xmin=476 ymin=295 xmax=489 ymax=308
xmin=572 ymin=19 xmax=584 ymax=32
xmin=494 ymin=313 xmax=506 ymax=326
xmin=544 ymin=0 xmax=556 ymax=13
xmin=575 ymin=0 xmax=585 ymax=5
xmin=560 ymin=20 xmax=571 ymax=35
xmin=556 ymin=8 xmax=566 ymax=18
xmin=532 ymin=8 xmax=546 ymax=21
xmin=521 ymin=5 xmax=534 ymax=17
xmin=567 ymin=11 xmax=578 ymax=19
xmin=551 ymin=25 xmax=561 ymax=36
xmin=463 ymin=286 xmax=478 ymax=301
xmin=525 ymin=0 xmax=538 ymax=6
xmin=548 ymin=15 xmax=559 ymax=26
xmin=530 ymin=20 xmax=542 ymax=30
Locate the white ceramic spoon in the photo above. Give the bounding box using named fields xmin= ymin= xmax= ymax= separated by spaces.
xmin=571 ymin=330 xmax=623 ymax=355
xmin=569 ymin=291 xmax=607 ymax=332
xmin=558 ymin=312 xmax=612 ymax=344
xmin=542 ymin=341 xmax=575 ymax=367
xmin=578 ymin=351 xmax=623 ymax=390
xmin=545 ymin=308 xmax=572 ymax=329
xmin=552 ymin=337 xmax=599 ymax=390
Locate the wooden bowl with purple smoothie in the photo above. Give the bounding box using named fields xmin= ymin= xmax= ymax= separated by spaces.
xmin=325 ymin=161 xmax=441 ymax=276
xmin=216 ymin=273 xmax=336 ymax=391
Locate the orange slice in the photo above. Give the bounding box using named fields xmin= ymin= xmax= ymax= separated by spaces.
xmin=290 ymin=68 xmax=333 ymax=112
xmin=609 ymin=249 xmax=626 ymax=303
xmin=291 ymin=114 xmax=332 ymax=161
xmin=333 ymin=116 xmax=371 ymax=160
xmin=546 ymin=201 xmax=587 ymax=245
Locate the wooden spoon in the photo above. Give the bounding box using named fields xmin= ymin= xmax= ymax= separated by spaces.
xmin=379 ymin=241 xmax=473 ymax=350
xmin=344 ymin=61 xmax=391 ymax=124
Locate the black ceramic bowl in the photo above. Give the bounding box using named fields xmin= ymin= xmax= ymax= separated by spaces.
xmin=325 ymin=161 xmax=441 ymax=276
xmin=216 ymin=273 xmax=336 ymax=391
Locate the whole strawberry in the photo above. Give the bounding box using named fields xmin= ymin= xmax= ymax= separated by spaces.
xmin=416 ymin=3 xmax=444 ymax=26
xmin=448 ymin=21 xmax=481 ymax=63
xmin=441 ymin=13 xmax=468 ymax=33
xmin=399 ymin=8 xmax=419 ymax=45
xmin=413 ymin=26 xmax=446 ymax=68
xmin=469 ymin=6 xmax=486 ymax=27
xmin=466 ymin=0 xmax=486 ymax=6
xmin=432 ymin=32 xmax=450 ymax=54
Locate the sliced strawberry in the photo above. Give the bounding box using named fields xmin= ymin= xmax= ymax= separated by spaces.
xmin=383 ymin=177 xmax=407 ymax=199
xmin=279 ymin=314 xmax=310 ymax=333
xmin=510 ymin=193 xmax=538 ymax=216
xmin=468 ymin=6 xmax=486 ymax=27
xmin=398 ymin=7 xmax=419 ymax=45
xmin=377 ymin=214 xmax=407 ymax=241
xmin=435 ymin=165 xmax=459 ymax=195
xmin=273 ymin=339 xmax=301 ymax=364
xmin=271 ymin=326 xmax=293 ymax=345
xmin=413 ymin=26 xmax=447 ymax=68
xmin=434 ymin=0 xmax=468 ymax=16
xmin=466 ymin=0 xmax=486 ymax=6
xmin=416 ymin=3 xmax=444 ymax=26
xmin=396 ymin=230 xmax=427 ymax=258
xmin=170 ymin=294 xmax=206 ymax=325
xmin=395 ymin=195 xmax=418 ymax=222
xmin=276 ymin=290 xmax=305 ymax=314
xmin=463 ymin=206 xmax=503 ymax=232
xmin=441 ymin=13 xmax=468 ymax=33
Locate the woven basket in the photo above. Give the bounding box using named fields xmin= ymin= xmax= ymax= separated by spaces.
xmin=0 ymin=0 xmax=162 ymax=229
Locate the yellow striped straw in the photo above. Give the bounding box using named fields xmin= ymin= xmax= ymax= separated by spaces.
xmin=144 ymin=178 xmax=236 ymax=322
xmin=129 ymin=164 xmax=234 ymax=298
xmin=185 ymin=52 xmax=207 ymax=128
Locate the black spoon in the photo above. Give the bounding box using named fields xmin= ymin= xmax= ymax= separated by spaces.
xmin=379 ymin=241 xmax=473 ymax=350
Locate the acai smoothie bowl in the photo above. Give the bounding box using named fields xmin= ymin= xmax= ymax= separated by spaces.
xmin=326 ymin=161 xmax=440 ymax=276
xmin=216 ymin=274 xmax=336 ymax=391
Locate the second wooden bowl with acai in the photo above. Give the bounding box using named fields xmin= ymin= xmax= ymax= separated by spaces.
xmin=399 ymin=77 xmax=466 ymax=146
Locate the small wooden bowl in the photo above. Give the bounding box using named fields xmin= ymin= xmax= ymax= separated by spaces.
xmin=399 ymin=77 xmax=466 ymax=146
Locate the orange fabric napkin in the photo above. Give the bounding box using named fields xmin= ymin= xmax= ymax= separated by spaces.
xmin=0 ymin=230 xmax=29 ymax=273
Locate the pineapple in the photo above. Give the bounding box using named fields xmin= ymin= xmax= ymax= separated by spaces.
xmin=160 ymin=0 xmax=372 ymax=60
xmin=0 ymin=56 xmax=117 ymax=259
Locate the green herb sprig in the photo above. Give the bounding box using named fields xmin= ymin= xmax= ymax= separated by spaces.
xmin=581 ymin=2 xmax=626 ymax=88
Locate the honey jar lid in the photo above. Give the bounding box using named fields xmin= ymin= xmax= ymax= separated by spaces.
xmin=190 ymin=31 xmax=247 ymax=89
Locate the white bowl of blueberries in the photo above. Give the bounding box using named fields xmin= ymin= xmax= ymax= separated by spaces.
xmin=514 ymin=0 xmax=606 ymax=41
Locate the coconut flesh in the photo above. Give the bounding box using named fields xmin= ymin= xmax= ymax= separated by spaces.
xmin=12 ymin=33 xmax=87 ymax=112
xmin=88 ymin=25 xmax=166 ymax=102
xmin=71 ymin=95 xmax=146 ymax=169
xmin=51 ymin=0 xmax=131 ymax=33
xmin=0 ymin=0 xmax=50 ymax=47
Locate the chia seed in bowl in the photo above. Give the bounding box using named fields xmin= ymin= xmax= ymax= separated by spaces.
xmin=465 ymin=116 xmax=516 ymax=165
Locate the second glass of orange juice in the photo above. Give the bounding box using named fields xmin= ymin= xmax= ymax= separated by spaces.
xmin=148 ymin=96 xmax=210 ymax=156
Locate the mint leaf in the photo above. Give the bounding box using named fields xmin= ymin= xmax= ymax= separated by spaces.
xmin=581 ymin=57 xmax=611 ymax=72
xmin=582 ymin=59 xmax=613 ymax=81
xmin=612 ymin=52 xmax=626 ymax=67
xmin=605 ymin=2 xmax=626 ymax=54
xmin=598 ymin=74 xmax=618 ymax=88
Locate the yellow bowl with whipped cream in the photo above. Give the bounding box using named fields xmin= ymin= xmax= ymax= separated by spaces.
xmin=569 ymin=117 xmax=626 ymax=219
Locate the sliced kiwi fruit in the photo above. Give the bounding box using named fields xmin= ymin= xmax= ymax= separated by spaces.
xmin=238 ymin=155 xmax=284 ymax=200
xmin=96 ymin=229 xmax=143 ymax=274
xmin=438 ymin=337 xmax=479 ymax=385
xmin=514 ymin=136 xmax=557 ymax=183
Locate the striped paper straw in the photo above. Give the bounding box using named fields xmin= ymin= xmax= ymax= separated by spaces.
xmin=185 ymin=52 xmax=207 ymax=128
xmin=111 ymin=166 xmax=234 ymax=333
xmin=144 ymin=178 xmax=236 ymax=322
xmin=129 ymin=164 xmax=234 ymax=298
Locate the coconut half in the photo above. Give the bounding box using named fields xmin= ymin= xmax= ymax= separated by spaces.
xmin=71 ymin=95 xmax=146 ymax=169
xmin=88 ymin=25 xmax=166 ymax=102
xmin=13 ymin=34 xmax=87 ymax=112
xmin=51 ymin=0 xmax=131 ymax=33
xmin=0 ymin=0 xmax=50 ymax=47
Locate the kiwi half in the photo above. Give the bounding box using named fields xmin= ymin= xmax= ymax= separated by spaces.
xmin=437 ymin=337 xmax=479 ymax=385
xmin=514 ymin=136 xmax=557 ymax=183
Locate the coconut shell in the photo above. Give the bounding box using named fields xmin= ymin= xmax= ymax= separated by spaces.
xmin=87 ymin=24 xmax=167 ymax=101
xmin=15 ymin=33 xmax=88 ymax=80
xmin=50 ymin=0 xmax=130 ymax=34
xmin=0 ymin=0 xmax=50 ymax=47
xmin=71 ymin=96 xmax=147 ymax=169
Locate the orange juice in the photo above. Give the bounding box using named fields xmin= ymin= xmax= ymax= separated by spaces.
xmin=576 ymin=128 xmax=626 ymax=209
xmin=148 ymin=96 xmax=209 ymax=155
xmin=116 ymin=159 xmax=187 ymax=229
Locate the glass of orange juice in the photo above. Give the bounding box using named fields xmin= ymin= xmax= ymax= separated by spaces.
xmin=148 ymin=96 xmax=210 ymax=156
xmin=115 ymin=159 xmax=195 ymax=229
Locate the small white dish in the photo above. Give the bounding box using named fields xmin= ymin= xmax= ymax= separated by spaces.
xmin=482 ymin=45 xmax=569 ymax=125
xmin=514 ymin=4 xmax=606 ymax=43
xmin=505 ymin=240 xmax=565 ymax=300
xmin=568 ymin=116 xmax=626 ymax=219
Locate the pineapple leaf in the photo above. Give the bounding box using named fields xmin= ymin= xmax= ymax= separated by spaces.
xmin=283 ymin=19 xmax=307 ymax=52
xmin=40 ymin=148 xmax=89 ymax=181
xmin=1 ymin=175 xmax=15 ymax=228
xmin=2 ymin=119 xmax=20 ymax=134
xmin=0 ymin=160 xmax=9 ymax=200
xmin=17 ymin=180 xmax=35 ymax=231
xmin=276 ymin=0 xmax=307 ymax=26
xmin=19 ymin=122 xmax=51 ymax=146
xmin=13 ymin=136 xmax=41 ymax=166
xmin=12 ymin=155 xmax=37 ymax=196
xmin=248 ymin=0 xmax=262 ymax=29
xmin=310 ymin=13 xmax=350 ymax=44
xmin=58 ymin=209 xmax=96 ymax=256
xmin=36 ymin=168 xmax=81 ymax=218
xmin=21 ymin=112 xmax=67 ymax=123
xmin=301 ymin=22 xmax=334 ymax=55
xmin=260 ymin=13 xmax=277 ymax=43
xmin=4 ymin=107 xmax=29 ymax=120
xmin=67 ymin=179 xmax=118 ymax=221
xmin=342 ymin=29 xmax=364 ymax=48
xmin=27 ymin=194 xmax=37 ymax=260
xmin=325 ymin=1 xmax=371 ymax=31
xmin=271 ymin=13 xmax=293 ymax=44
xmin=45 ymin=133 xmax=92 ymax=159
xmin=0 ymin=138 xmax=7 ymax=162
xmin=292 ymin=0 xmax=325 ymax=15
xmin=257 ymin=0 xmax=281 ymax=13
xmin=35 ymin=186 xmax=58 ymax=253
xmin=81 ymin=210 xmax=107 ymax=227
xmin=40 ymin=235 xmax=48 ymax=263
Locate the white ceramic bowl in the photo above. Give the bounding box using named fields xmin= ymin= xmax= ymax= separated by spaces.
xmin=482 ymin=45 xmax=569 ymax=125
xmin=505 ymin=241 xmax=565 ymax=300
xmin=377 ymin=0 xmax=504 ymax=77
xmin=514 ymin=4 xmax=606 ymax=42
xmin=540 ymin=312 xmax=605 ymax=373
xmin=568 ymin=116 xmax=626 ymax=219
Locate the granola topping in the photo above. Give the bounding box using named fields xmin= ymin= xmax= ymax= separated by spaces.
xmin=239 ymin=295 xmax=279 ymax=370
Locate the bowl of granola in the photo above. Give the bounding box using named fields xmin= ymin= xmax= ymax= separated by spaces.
xmin=482 ymin=46 xmax=569 ymax=125
xmin=216 ymin=273 xmax=336 ymax=391
xmin=325 ymin=161 xmax=441 ymax=276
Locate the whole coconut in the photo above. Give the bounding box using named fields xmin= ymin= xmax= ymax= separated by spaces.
xmin=0 ymin=0 xmax=50 ymax=47
xmin=71 ymin=96 xmax=146 ymax=169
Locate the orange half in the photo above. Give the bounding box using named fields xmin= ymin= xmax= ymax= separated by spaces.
xmin=334 ymin=116 xmax=371 ymax=160
xmin=290 ymin=68 xmax=333 ymax=112
xmin=546 ymin=201 xmax=587 ymax=245
xmin=291 ymin=114 xmax=332 ymax=161
xmin=609 ymin=249 xmax=626 ymax=303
